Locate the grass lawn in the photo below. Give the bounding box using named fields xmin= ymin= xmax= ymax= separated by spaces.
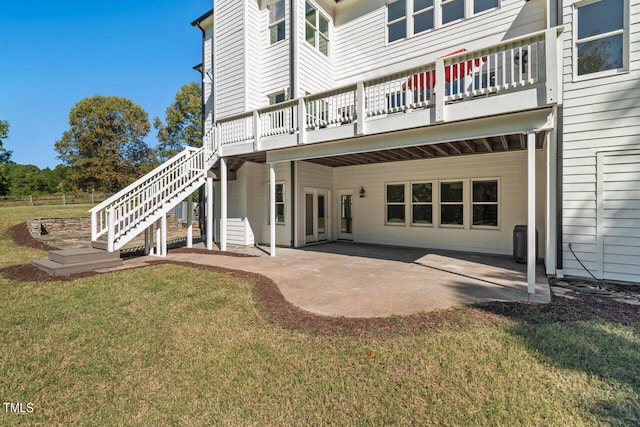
xmin=1 ymin=205 xmax=639 ymax=425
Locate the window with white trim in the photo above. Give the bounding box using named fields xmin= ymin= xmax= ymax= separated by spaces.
xmin=386 ymin=183 xmax=406 ymax=224
xmin=412 ymin=182 xmax=433 ymax=225
xmin=413 ymin=0 xmax=435 ymax=34
xmin=387 ymin=0 xmax=407 ymax=42
xmin=440 ymin=181 xmax=463 ymax=226
xmin=269 ymin=0 xmax=286 ymax=45
xmin=441 ymin=0 xmax=464 ymax=25
xmin=575 ymin=0 xmax=626 ymax=76
xmin=305 ymin=2 xmax=330 ymax=56
xmin=472 ymin=180 xmax=498 ymax=227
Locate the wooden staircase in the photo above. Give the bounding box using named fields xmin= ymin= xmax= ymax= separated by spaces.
xmin=32 ymin=248 xmax=123 ymax=276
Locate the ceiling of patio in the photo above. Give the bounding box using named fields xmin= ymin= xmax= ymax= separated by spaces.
xmin=218 ymin=131 xmax=547 ymax=172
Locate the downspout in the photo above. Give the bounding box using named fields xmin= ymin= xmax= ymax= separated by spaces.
xmin=551 ymin=0 xmax=563 ymax=273
xmin=289 ymin=0 xmax=297 ymax=246
xmin=194 ymin=19 xmax=208 ymax=240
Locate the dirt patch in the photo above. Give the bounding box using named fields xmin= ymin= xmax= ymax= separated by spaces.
xmin=1 ymin=264 xmax=100 ymax=282
xmin=8 ymin=222 xmax=58 ymax=251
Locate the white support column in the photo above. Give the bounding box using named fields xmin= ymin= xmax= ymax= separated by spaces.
xmin=206 ymin=178 xmax=214 ymax=250
xmin=527 ymin=132 xmax=536 ymax=294
xmin=155 ymin=218 xmax=161 ymax=257
xmin=161 ymin=214 xmax=167 ymax=257
xmin=269 ymin=163 xmax=276 ymax=257
xmin=148 ymin=222 xmax=155 ymax=255
xmin=298 ymin=98 xmax=306 ymax=144
xmin=545 ymin=129 xmax=557 ymax=275
xmin=220 ymin=157 xmax=228 ymax=252
xmin=186 ymin=196 xmax=193 ymax=248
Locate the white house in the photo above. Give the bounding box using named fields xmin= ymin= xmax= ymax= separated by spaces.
xmin=87 ymin=0 xmax=639 ymax=290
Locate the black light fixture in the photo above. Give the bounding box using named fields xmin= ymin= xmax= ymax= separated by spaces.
xmin=359 ymin=186 xmax=365 ymax=198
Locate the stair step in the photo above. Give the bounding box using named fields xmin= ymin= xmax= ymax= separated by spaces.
xmin=91 ymin=240 xmax=109 ymax=250
xmin=32 ymin=258 xmax=124 ymax=277
xmin=49 ymin=248 xmax=121 ymax=265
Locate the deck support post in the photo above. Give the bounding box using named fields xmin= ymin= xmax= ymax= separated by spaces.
xmin=220 ymin=157 xmax=228 ymax=252
xmin=186 ymin=196 xmax=193 ymax=248
xmin=527 ymin=132 xmax=536 ymax=294
xmin=269 ymin=163 xmax=276 ymax=257
xmin=206 ymin=178 xmax=214 ymax=250
xmin=545 ymin=127 xmax=557 ymax=275
xmin=160 ymin=214 xmax=167 ymax=257
xmin=155 ymin=218 xmax=161 ymax=257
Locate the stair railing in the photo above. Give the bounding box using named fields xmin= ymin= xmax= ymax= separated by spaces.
xmin=90 ymin=146 xmax=206 ymax=249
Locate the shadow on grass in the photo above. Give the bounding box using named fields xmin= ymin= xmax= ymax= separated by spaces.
xmin=514 ymin=321 xmax=640 ymax=424
xmin=474 ymin=290 xmax=640 ymax=424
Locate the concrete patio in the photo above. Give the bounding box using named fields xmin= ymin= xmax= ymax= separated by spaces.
xmin=154 ymin=241 xmax=550 ymax=318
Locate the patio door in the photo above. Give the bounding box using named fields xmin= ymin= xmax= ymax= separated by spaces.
xmin=338 ymin=191 xmax=353 ymax=240
xmin=305 ymin=189 xmax=329 ymax=244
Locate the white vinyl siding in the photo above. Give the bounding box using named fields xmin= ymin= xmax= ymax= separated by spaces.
xmin=214 ymin=2 xmax=246 ymax=118
xmin=334 ymin=0 xmax=543 ymax=85
xmin=561 ymin=0 xmax=640 ymax=280
xmin=298 ymin=1 xmax=334 ymax=95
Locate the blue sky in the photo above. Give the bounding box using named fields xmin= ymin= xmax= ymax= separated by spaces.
xmin=0 ymin=0 xmax=212 ymax=169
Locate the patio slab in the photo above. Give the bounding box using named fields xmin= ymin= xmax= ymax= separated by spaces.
xmin=161 ymin=242 xmax=550 ymax=318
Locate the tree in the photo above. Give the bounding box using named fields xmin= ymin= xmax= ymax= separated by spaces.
xmin=0 ymin=120 xmax=12 ymax=164
xmin=154 ymin=82 xmax=202 ymax=160
xmin=55 ymin=95 xmax=156 ymax=193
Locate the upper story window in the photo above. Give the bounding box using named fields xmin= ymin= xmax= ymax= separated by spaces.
xmin=269 ymin=0 xmax=286 ymax=45
xmin=387 ymin=0 xmax=407 ymax=42
xmin=413 ymin=0 xmax=435 ymax=34
xmin=387 ymin=0 xmax=499 ymax=42
xmin=305 ymin=2 xmax=330 ymax=56
xmin=575 ymin=0 xmax=626 ymax=77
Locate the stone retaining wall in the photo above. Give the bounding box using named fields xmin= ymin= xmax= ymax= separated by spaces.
xmin=27 ymin=216 xmax=193 ymax=237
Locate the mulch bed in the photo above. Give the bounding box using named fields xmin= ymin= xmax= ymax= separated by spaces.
xmin=3 ymin=222 xmax=639 ymax=336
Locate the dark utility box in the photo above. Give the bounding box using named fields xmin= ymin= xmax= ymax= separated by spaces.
xmin=513 ymin=225 xmax=538 ymax=264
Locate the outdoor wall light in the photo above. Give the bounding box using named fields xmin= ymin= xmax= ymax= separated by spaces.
xmin=359 ymin=186 xmax=365 ymax=198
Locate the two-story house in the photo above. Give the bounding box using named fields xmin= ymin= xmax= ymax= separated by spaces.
xmin=86 ymin=0 xmax=637 ymax=291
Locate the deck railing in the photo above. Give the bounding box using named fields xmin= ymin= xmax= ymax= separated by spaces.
xmin=215 ymin=28 xmax=556 ymax=149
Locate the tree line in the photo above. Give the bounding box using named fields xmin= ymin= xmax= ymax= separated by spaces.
xmin=0 ymin=82 xmax=201 ymax=196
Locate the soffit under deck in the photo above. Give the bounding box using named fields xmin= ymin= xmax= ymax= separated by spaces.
xmin=219 ymin=132 xmax=547 ymax=171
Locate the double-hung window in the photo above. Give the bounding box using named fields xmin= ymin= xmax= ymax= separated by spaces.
xmin=440 ymin=181 xmax=463 ymax=226
xmin=441 ymin=0 xmax=464 ymax=24
xmin=575 ymin=0 xmax=626 ymax=76
xmin=305 ymin=2 xmax=330 ymax=56
xmin=269 ymin=0 xmax=286 ymax=45
xmin=387 ymin=0 xmax=407 ymax=42
xmin=412 ymin=183 xmax=433 ymax=225
xmin=268 ymin=183 xmax=286 ymax=224
xmin=386 ymin=183 xmax=406 ymax=224
xmin=472 ymin=180 xmax=498 ymax=227
xmin=413 ymin=0 xmax=435 ymax=34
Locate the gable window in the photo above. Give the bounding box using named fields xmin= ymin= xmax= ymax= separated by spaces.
xmin=412 ymin=182 xmax=433 ymax=225
xmin=269 ymin=0 xmax=286 ymax=45
xmin=386 ymin=183 xmax=406 ymax=224
xmin=472 ymin=180 xmax=498 ymax=227
xmin=575 ymin=0 xmax=626 ymax=76
xmin=440 ymin=181 xmax=463 ymax=226
xmin=305 ymin=2 xmax=330 ymax=56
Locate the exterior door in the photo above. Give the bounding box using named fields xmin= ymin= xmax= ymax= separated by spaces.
xmin=338 ymin=191 xmax=353 ymax=240
xmin=305 ymin=189 xmax=329 ymax=244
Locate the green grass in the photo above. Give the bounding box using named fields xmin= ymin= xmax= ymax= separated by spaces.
xmin=1 ymin=205 xmax=639 ymax=425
